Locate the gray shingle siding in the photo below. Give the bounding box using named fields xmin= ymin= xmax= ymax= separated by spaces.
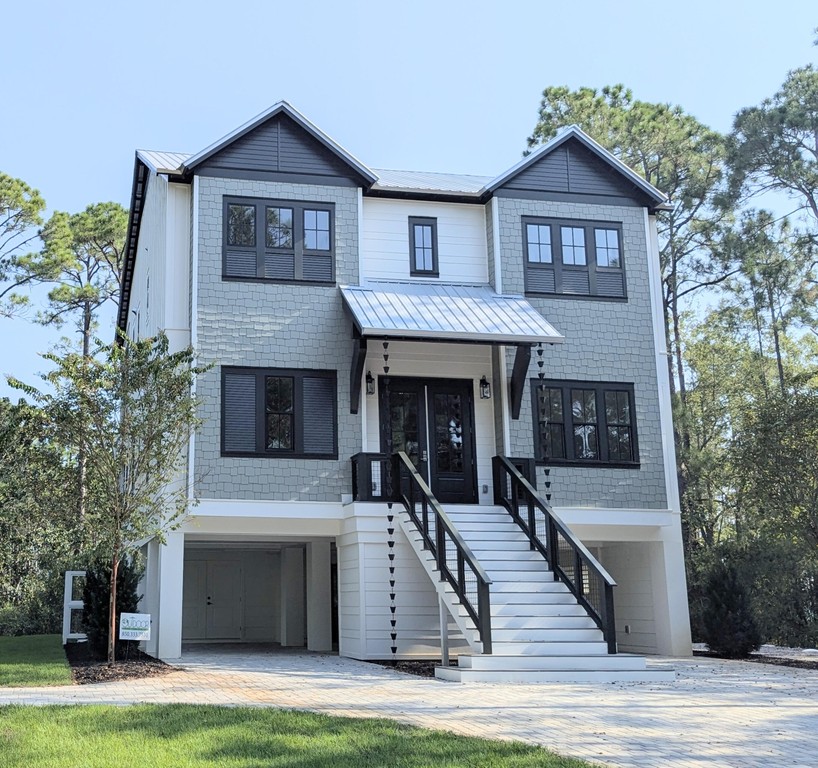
xmin=497 ymin=197 xmax=668 ymax=510
xmin=194 ymin=176 xmax=359 ymax=501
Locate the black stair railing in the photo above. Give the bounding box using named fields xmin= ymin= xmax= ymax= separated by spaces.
xmin=392 ymin=451 xmax=493 ymax=654
xmin=493 ymin=455 xmax=617 ymax=653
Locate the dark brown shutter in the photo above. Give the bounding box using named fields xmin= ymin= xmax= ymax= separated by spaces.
xmin=302 ymin=376 xmax=336 ymax=455
xmin=223 ymin=372 xmax=256 ymax=453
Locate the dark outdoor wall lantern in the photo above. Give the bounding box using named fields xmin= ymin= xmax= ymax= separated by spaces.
xmin=479 ymin=375 xmax=491 ymax=399
xmin=366 ymin=371 xmax=375 ymax=395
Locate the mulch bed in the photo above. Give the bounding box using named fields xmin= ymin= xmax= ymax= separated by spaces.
xmin=693 ymin=649 xmax=818 ymax=671
xmin=373 ymin=660 xmax=457 ymax=678
xmin=64 ymin=642 xmax=180 ymax=685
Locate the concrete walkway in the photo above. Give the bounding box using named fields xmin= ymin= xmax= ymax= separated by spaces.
xmin=2 ymin=648 xmax=817 ymax=768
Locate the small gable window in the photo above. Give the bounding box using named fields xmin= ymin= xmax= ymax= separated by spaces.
xmin=409 ymin=217 xmax=438 ymax=276
xmin=523 ymin=218 xmax=625 ymax=299
xmin=224 ymin=197 xmax=334 ymax=283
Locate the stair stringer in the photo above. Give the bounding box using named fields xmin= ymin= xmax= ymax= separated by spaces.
xmin=396 ymin=512 xmax=484 ymax=654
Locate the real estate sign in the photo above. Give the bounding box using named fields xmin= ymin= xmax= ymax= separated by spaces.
xmin=119 ymin=613 xmax=151 ymax=641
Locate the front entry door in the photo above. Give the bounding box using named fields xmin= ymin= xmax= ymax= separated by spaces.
xmin=381 ymin=378 xmax=477 ymax=504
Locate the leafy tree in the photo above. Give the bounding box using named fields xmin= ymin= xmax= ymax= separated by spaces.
xmin=0 ymin=398 xmax=82 ymax=635
xmin=0 ymin=173 xmax=54 ymax=317
xmin=719 ymin=211 xmax=817 ymax=396
xmin=729 ymin=65 xmax=818 ymax=227
xmin=12 ymin=202 xmax=128 ymax=520
xmin=12 ymin=334 xmax=206 ymax=662
xmin=14 ymin=202 xmax=128 ymax=357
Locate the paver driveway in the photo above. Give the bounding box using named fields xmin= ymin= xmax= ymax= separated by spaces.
xmin=2 ymin=648 xmax=817 ymax=768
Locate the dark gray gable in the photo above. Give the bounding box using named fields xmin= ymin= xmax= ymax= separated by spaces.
xmin=197 ymin=114 xmax=362 ymax=183
xmin=498 ymin=137 xmax=652 ymax=205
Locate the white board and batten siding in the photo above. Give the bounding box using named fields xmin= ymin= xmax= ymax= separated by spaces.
xmin=361 ymin=198 xmax=488 ymax=283
xmin=128 ymin=174 xmax=191 ymax=351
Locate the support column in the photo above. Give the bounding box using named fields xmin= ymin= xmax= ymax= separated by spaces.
xmin=156 ymin=531 xmax=184 ymax=661
xmin=306 ymin=540 xmax=332 ymax=651
xmin=141 ymin=539 xmax=161 ymax=656
xmin=651 ymin=530 xmax=693 ymax=656
xmin=280 ymin=546 xmax=305 ymax=647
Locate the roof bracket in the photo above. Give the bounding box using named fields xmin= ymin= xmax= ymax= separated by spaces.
xmin=510 ymin=344 xmax=532 ymax=420
xmin=350 ymin=333 xmax=367 ymax=414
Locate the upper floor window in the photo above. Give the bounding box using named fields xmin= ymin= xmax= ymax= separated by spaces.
xmin=409 ymin=217 xmax=438 ymax=276
xmin=532 ymin=380 xmax=638 ymax=466
xmin=224 ymin=197 xmax=334 ymax=283
xmin=222 ymin=367 xmax=337 ymax=459
xmin=523 ymin=218 xmax=625 ymax=299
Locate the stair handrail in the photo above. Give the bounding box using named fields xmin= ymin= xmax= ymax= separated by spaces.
xmin=492 ymin=454 xmax=617 ymax=653
xmin=392 ymin=451 xmax=492 ymax=654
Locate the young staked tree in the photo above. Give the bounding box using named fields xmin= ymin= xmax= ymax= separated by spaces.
xmin=12 ymin=333 xmax=206 ymax=663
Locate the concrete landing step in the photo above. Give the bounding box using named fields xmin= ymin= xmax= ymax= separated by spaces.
xmin=435 ymin=666 xmax=676 ymax=683
xmin=458 ymin=653 xmax=648 ymax=671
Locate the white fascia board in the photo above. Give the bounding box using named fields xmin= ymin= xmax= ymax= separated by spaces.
xmin=358 ymin=326 xmax=564 ymax=344
xmin=192 ymin=498 xmax=345 ymax=520
xmin=644 ymin=210 xmax=681 ymax=515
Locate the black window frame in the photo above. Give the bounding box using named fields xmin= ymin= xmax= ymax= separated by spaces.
xmin=221 ymin=366 xmax=338 ymax=459
xmin=531 ymin=379 xmax=639 ymax=467
xmin=223 ymin=196 xmax=335 ymax=284
xmin=408 ymin=216 xmax=439 ymax=277
xmin=522 ymin=217 xmax=627 ymax=300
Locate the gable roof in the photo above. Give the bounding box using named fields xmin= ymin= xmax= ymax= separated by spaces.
xmin=181 ymin=101 xmax=378 ymax=186
xmin=482 ymin=125 xmax=670 ymax=210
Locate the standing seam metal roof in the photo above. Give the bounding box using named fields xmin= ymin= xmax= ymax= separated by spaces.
xmin=340 ymin=282 xmax=564 ymax=344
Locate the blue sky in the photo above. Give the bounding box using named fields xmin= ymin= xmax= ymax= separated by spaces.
xmin=1 ymin=0 xmax=815 ymax=397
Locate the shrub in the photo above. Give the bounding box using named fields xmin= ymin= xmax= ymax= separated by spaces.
xmin=81 ymin=556 xmax=142 ymax=659
xmin=701 ymin=558 xmax=762 ymax=658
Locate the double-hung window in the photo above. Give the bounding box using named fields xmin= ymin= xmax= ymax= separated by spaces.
xmin=222 ymin=367 xmax=337 ymax=459
xmin=523 ymin=218 xmax=625 ymax=298
xmin=224 ymin=198 xmax=334 ymax=283
xmin=532 ymin=380 xmax=638 ymax=466
xmin=409 ymin=217 xmax=438 ymax=276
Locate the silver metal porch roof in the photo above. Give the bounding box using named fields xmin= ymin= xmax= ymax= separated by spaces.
xmin=340 ymin=282 xmax=564 ymax=344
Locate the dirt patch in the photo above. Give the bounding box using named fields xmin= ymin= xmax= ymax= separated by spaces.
xmin=64 ymin=642 xmax=180 ymax=685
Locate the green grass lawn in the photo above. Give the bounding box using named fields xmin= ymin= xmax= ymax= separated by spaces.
xmin=0 ymin=705 xmax=597 ymax=768
xmin=0 ymin=635 xmax=72 ymax=687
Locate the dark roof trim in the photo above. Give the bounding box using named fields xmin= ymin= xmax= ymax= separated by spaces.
xmin=483 ymin=125 xmax=671 ymax=211
xmin=181 ymin=101 xmax=378 ymax=188
xmin=117 ymin=155 xmax=150 ymax=338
